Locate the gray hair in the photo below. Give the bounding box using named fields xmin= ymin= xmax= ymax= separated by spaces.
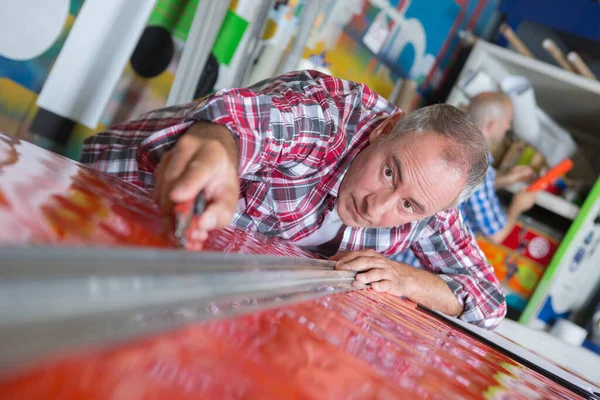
xmin=386 ymin=104 xmax=489 ymax=207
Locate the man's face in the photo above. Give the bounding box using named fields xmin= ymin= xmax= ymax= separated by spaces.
xmin=488 ymin=103 xmax=513 ymax=146
xmin=338 ymin=125 xmax=466 ymax=229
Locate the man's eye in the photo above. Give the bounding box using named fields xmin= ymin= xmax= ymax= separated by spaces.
xmin=402 ymin=200 xmax=414 ymax=212
xmin=384 ymin=165 xmax=393 ymax=178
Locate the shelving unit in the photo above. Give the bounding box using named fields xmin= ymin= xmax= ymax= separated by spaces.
xmin=446 ymin=40 xmax=600 ymax=334
xmin=447 ymin=41 xmax=600 ymax=137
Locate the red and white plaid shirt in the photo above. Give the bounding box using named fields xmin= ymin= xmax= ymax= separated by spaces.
xmin=82 ymin=70 xmax=506 ymax=328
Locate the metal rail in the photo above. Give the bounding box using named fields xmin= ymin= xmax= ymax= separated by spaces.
xmin=0 ymin=247 xmax=357 ymax=370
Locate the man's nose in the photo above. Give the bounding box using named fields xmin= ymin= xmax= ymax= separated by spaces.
xmin=368 ymin=191 xmax=397 ymax=218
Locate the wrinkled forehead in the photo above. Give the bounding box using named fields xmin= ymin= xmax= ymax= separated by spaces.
xmin=387 ymin=133 xmax=466 ymax=211
xmin=387 ymin=130 xmax=466 ymax=170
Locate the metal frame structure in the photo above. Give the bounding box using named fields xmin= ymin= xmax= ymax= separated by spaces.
xmin=166 ymin=1 xmax=229 ymax=105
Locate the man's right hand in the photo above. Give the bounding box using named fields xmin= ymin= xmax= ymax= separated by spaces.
xmin=496 ymin=165 xmax=537 ymax=189
xmin=508 ymin=189 xmax=537 ymax=218
xmin=154 ymin=122 xmax=240 ymax=242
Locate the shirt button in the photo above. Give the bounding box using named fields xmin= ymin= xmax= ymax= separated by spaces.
xmin=317 ymin=215 xmax=324 ymax=224
xmin=251 ymin=210 xmax=262 ymax=218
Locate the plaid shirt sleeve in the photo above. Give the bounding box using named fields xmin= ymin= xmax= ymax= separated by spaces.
xmin=82 ymin=70 xmax=391 ymax=188
xmin=81 ymin=111 xmax=198 ymax=188
xmin=459 ymin=166 xmax=507 ymax=237
xmin=410 ymin=207 xmax=507 ymax=329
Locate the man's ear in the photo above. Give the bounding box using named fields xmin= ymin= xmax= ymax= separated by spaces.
xmin=484 ymin=119 xmax=497 ymax=137
xmin=369 ymin=112 xmax=405 ymax=143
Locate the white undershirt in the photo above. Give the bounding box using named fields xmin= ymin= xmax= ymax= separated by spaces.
xmin=294 ymin=207 xmax=344 ymax=248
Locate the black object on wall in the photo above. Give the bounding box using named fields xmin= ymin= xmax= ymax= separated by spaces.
xmin=130 ymin=26 xmax=175 ymax=78
xmin=29 ymin=108 xmax=76 ymax=147
xmin=194 ymin=53 xmax=219 ymax=100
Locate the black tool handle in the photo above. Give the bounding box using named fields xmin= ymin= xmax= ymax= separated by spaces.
xmin=193 ymin=191 xmax=206 ymax=217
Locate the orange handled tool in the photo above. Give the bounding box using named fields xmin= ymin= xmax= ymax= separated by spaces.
xmin=527 ymin=158 xmax=573 ymax=192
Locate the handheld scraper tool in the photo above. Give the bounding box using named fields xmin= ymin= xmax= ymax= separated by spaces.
xmin=174 ymin=192 xmax=206 ymax=247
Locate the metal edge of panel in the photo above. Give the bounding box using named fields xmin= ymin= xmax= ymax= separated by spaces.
xmin=0 ymin=247 xmax=359 ymax=372
xmin=0 ymin=270 xmax=356 ymax=323
xmin=0 ymin=246 xmax=336 ymax=277
xmin=0 ymin=279 xmax=355 ymax=373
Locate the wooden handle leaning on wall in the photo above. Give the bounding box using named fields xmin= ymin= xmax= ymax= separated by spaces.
xmin=542 ymin=39 xmax=575 ymax=72
xmin=394 ymin=79 xmax=418 ymax=112
xmin=567 ymin=51 xmax=597 ymax=80
xmin=530 ymin=152 xmax=546 ymax=172
xmin=499 ymin=24 xmax=534 ymax=58
xmin=498 ymin=139 xmax=526 ymax=172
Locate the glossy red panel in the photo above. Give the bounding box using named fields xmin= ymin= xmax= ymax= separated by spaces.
xmin=0 ymin=134 xmax=582 ymax=399
xmin=1 ymin=292 xmax=581 ymax=399
xmin=0 ymin=134 xmax=314 ymax=257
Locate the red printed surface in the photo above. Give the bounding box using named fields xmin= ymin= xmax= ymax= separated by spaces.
xmin=0 ymin=134 xmax=314 ymax=258
xmin=1 ymin=292 xmax=581 ymax=399
xmin=0 ymin=134 xmax=582 ymax=399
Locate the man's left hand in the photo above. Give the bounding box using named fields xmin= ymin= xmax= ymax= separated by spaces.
xmin=331 ymin=249 xmax=417 ymax=296
xmin=331 ymin=249 xmax=463 ymax=316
